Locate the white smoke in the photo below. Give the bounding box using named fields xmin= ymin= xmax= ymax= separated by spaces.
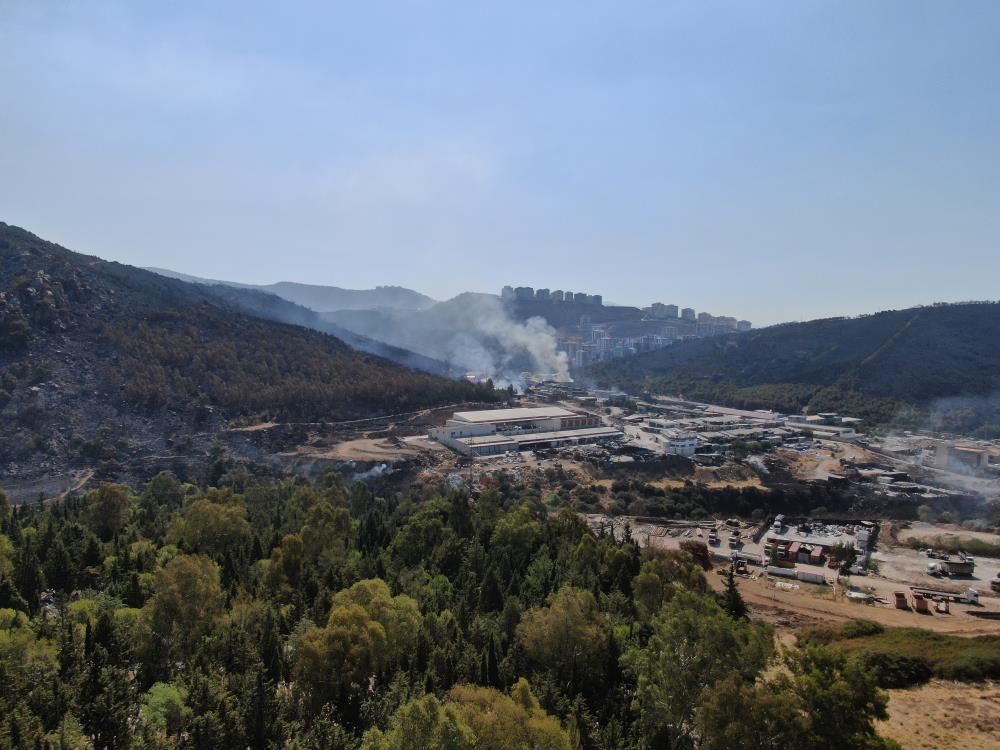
xmin=335 ymin=292 xmax=571 ymax=385
xmin=460 ymin=296 xmax=570 ymax=382
xmin=351 ymin=463 xmax=391 ymax=481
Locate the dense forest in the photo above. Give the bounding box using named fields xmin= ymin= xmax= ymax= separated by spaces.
xmin=0 ymin=465 xmax=903 ymax=749
xmin=587 ymin=302 xmax=1000 ymax=435
xmin=0 ymin=223 xmax=497 ymax=476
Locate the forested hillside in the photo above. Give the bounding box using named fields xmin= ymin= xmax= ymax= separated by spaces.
xmin=589 ymin=303 xmax=1000 ymax=433
xmin=0 ymin=471 xmax=903 ymax=749
xmin=0 ymin=223 xmax=496 ymax=479
xmin=196 ymin=285 xmax=454 ymax=375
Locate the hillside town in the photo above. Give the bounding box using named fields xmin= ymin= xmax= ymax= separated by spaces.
xmin=500 ymin=284 xmax=753 ymax=367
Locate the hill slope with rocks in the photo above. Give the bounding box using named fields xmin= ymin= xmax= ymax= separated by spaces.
xmin=0 ymin=223 xmax=497 ymax=490
xmin=194 ymin=284 xmax=454 ymax=375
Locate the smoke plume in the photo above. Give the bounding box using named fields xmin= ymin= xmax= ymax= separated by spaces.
xmin=327 ymin=293 xmax=571 ymax=386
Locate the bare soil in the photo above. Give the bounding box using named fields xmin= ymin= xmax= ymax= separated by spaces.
xmin=897 ymin=521 xmax=1000 ymax=546
xmin=707 ymin=572 xmax=1000 ymax=637
xmin=876 ymin=680 xmax=1000 ymax=750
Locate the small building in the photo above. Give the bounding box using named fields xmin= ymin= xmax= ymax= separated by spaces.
xmin=664 ymin=434 xmax=698 ymax=457
xmin=935 ymin=445 xmax=991 ymax=472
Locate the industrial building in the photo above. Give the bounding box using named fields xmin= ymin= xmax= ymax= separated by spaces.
xmin=430 ymin=406 xmax=622 ymax=456
xmin=934 ymin=444 xmax=992 ymax=472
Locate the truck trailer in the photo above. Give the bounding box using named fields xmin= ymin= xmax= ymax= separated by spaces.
xmin=908 ymin=586 xmax=979 ymax=604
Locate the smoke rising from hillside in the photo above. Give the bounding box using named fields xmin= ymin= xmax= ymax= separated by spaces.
xmin=326 ymin=293 xmax=570 ymax=386
xmin=436 ymin=294 xmax=570 ymax=385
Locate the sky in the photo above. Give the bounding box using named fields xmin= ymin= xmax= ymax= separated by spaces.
xmin=2 ymin=1 xmax=998 ymax=326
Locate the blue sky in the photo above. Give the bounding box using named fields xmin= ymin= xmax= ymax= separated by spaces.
xmin=2 ymin=1 xmax=998 ymax=325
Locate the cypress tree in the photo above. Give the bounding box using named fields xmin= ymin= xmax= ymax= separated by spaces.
xmin=722 ymin=566 xmax=748 ymax=620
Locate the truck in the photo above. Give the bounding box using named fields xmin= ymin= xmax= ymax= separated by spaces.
xmin=909 ymin=586 xmax=979 ymax=605
xmin=990 ymin=575 xmax=1000 ymax=594
xmin=940 ymin=557 xmax=976 ymax=576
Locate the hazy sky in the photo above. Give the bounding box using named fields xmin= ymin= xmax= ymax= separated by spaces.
xmin=2 ymin=1 xmax=998 ymax=325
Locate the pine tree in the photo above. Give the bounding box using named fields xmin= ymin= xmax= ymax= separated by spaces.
xmin=722 ymin=566 xmax=748 ymax=620
xmin=15 ymin=536 xmax=44 ymax=614
xmin=478 ymin=566 xmax=504 ymax=613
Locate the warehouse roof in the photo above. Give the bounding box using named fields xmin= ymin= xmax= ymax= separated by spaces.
xmin=451 ymin=406 xmax=577 ymax=423
xmin=459 ymin=425 xmax=621 ymax=447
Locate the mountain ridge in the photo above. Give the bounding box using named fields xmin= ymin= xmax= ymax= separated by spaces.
xmin=587 ymin=302 xmax=1000 ymax=433
xmin=145 ymin=267 xmax=436 ymax=312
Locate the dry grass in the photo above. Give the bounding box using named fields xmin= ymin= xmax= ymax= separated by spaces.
xmin=878 ymin=680 xmax=1000 ymax=750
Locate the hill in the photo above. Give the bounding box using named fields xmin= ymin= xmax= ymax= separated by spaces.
xmin=146 ymin=267 xmax=436 ymax=311
xmin=192 ymin=284 xmax=454 ymax=375
xmin=0 ymin=223 xmax=497 ymax=484
xmin=588 ymin=303 xmax=1000 ymax=433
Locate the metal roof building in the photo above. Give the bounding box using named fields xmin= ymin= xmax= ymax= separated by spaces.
xmin=431 ymin=406 xmax=621 ymax=456
xmin=451 ymin=406 xmax=576 ymax=424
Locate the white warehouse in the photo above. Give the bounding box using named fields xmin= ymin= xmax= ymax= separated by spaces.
xmin=430 ymin=406 xmax=622 ymax=456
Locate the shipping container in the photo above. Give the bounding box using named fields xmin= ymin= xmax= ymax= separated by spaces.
xmin=796 ymin=570 xmax=827 ymax=585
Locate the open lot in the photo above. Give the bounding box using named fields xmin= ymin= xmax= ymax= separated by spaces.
xmin=897 ymin=520 xmax=1000 ymax=546
xmin=707 ymin=572 xmax=1000 ymax=637
xmin=876 ymin=680 xmax=1000 ymax=750
xmin=588 ymin=515 xmax=1000 ymax=635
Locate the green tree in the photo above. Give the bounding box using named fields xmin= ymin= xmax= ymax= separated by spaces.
xmin=168 ymin=495 xmax=251 ymax=558
xmin=828 ymin=542 xmax=858 ymax=574
xmin=362 ymin=680 xmax=570 ymax=750
xmin=144 ymin=554 xmax=224 ymax=662
xmin=697 ymin=674 xmax=806 ymax=750
xmin=301 ymin=500 xmax=353 ymax=570
xmin=625 ymin=589 xmax=773 ymax=750
xmin=721 ymin=566 xmax=748 ymax=620
xmin=294 ymin=603 xmax=387 ymax=712
xmin=142 ymin=682 xmax=191 ymax=738
xmin=82 ymin=484 xmax=132 ymax=541
xmin=516 ymin=586 xmax=610 ymax=697
xmin=330 ymin=578 xmax=422 ymax=666
xmin=632 ymin=551 xmax=708 ymax=620
xmin=790 ymin=646 xmax=896 ymax=750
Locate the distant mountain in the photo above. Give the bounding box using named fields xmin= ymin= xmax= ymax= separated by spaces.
xmin=0 ymin=223 xmax=497 ymax=484
xmin=146 ymin=267 xmax=436 ymax=312
xmin=587 ymin=303 xmax=1000 ymax=434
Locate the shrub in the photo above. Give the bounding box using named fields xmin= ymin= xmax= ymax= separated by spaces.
xmin=841 ymin=620 xmax=884 ymax=639
xmin=858 ymin=651 xmax=932 ymax=688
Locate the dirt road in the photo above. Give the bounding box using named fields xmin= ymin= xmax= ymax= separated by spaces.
xmin=708 ymin=573 xmax=1000 ymax=637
